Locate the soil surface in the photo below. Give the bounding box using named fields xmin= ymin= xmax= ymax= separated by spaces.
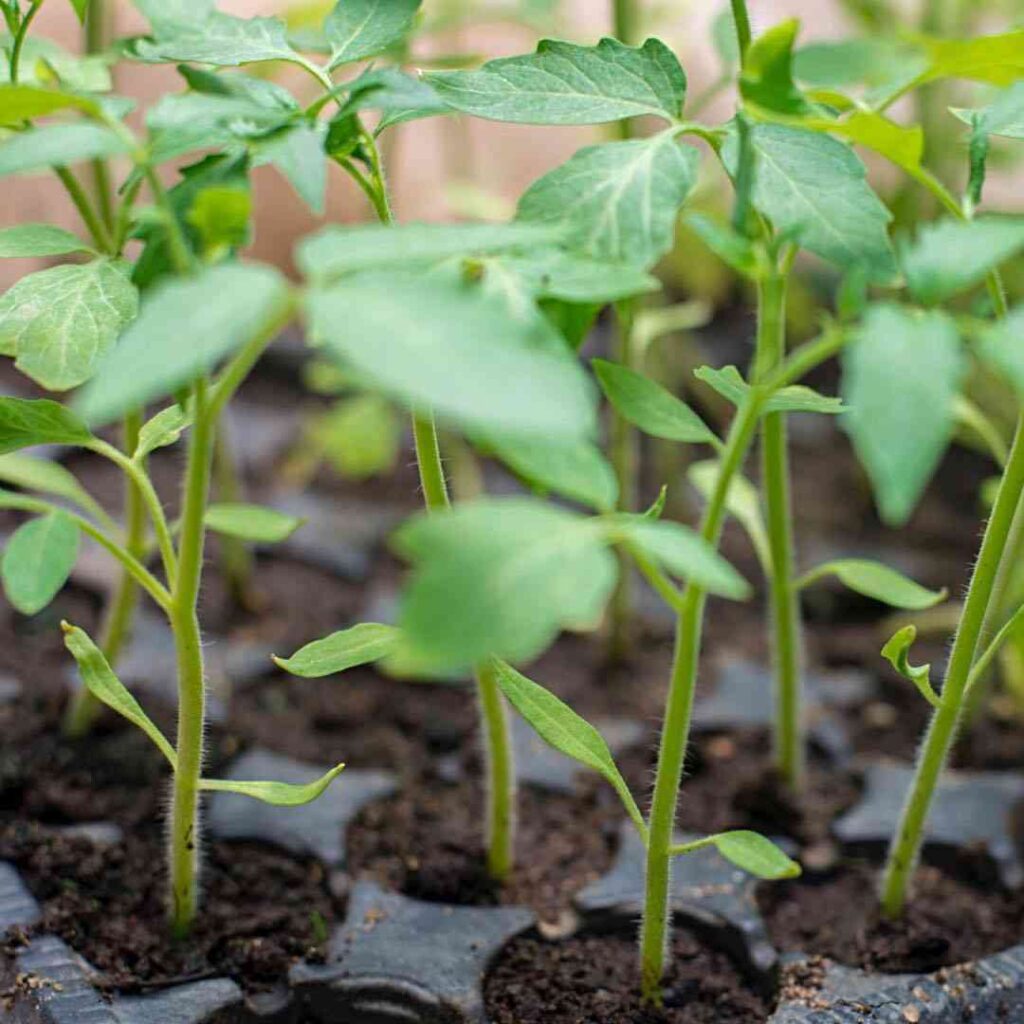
xmin=345 ymin=780 xmax=619 ymax=923
xmin=0 ymin=822 xmax=339 ymax=992
xmin=484 ymin=925 xmax=772 ymax=1023
xmin=758 ymin=861 xmax=1024 ymax=974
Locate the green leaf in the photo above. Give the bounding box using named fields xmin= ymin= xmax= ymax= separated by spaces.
xmin=607 ymin=516 xmax=751 ymax=600
xmin=0 ymin=454 xmax=107 ymax=524
xmin=186 ymin=186 xmax=251 ymax=259
xmin=707 ymin=831 xmax=801 ymax=880
xmin=251 ymin=122 xmax=327 ymax=215
xmin=799 ymin=559 xmax=946 ymax=610
xmin=200 ymin=763 xmax=345 ymax=806
xmin=978 ymin=306 xmax=1024 ymax=399
xmin=2 ymin=512 xmax=79 ymax=615
xmin=481 ymin=250 xmax=659 ymax=305
xmin=593 ymin=358 xmax=716 ymax=445
xmin=476 ymin=431 xmax=618 ymax=512
xmin=901 ymin=217 xmax=1024 ymax=306
xmin=204 ymin=503 xmax=304 ymax=544
xmin=75 ymin=262 xmax=291 ymax=427
xmin=794 ymin=38 xmax=926 ymax=90
xmin=517 ymin=136 xmax=699 ymax=269
xmin=0 ymin=123 xmax=131 ymax=177
xmin=722 ymin=123 xmax=896 ymax=282
xmin=135 ymin=404 xmax=191 ymax=459
xmin=842 ymin=304 xmax=964 ymax=527
xmin=273 ymin=622 xmax=401 ymax=678
xmin=0 ymin=83 xmax=98 ymax=125
xmin=688 ymin=459 xmax=770 ymax=572
xmin=491 ymin=658 xmax=645 ymax=836
xmin=61 ymin=621 xmax=178 ymax=764
xmin=798 ymin=110 xmax=925 ymax=178
xmin=0 ymin=397 xmax=93 ymax=454
xmin=0 ymin=36 xmax=112 ymax=92
xmin=0 ymin=261 xmax=139 ymax=391
xmin=134 ymin=11 xmax=305 ymax=68
xmin=684 ymin=212 xmax=760 ymax=278
xmin=296 ymin=221 xmax=558 ymax=281
xmin=953 ymin=81 xmax=1024 ymax=140
xmin=313 ymin=394 xmax=401 ymax=479
xmin=306 ymin=271 xmax=597 ymax=440
xmin=325 ymin=0 xmax=421 ymax=71
xmin=881 ymin=624 xmax=942 ymax=708
xmin=133 ymin=0 xmax=215 ymax=33
xmin=428 ymin=37 xmax=687 ymax=125
xmin=694 ymin=364 xmax=844 ymax=415
xmin=333 ymin=66 xmax=447 ymax=130
xmin=69 ymin=0 xmax=91 ymax=23
xmin=392 ymin=498 xmax=617 ymax=673
xmin=740 ymin=19 xmax=812 ymax=117
xmin=0 ymin=224 xmax=93 ymax=258
xmin=920 ymin=30 xmax=1024 ymax=88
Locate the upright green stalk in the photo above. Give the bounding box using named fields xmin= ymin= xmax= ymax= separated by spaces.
xmin=361 ymin=137 xmax=515 ymax=881
xmin=754 ymin=269 xmax=805 ymax=789
xmin=85 ymin=0 xmax=115 ymax=231
xmin=881 ymin=413 xmax=1024 ymax=917
xmin=640 ymin=393 xmax=764 ymax=1002
xmin=168 ymin=379 xmax=215 ymax=937
xmin=63 ymin=410 xmax=145 ymax=737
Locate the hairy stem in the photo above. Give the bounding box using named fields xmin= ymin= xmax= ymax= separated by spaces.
xmin=477 ymin=660 xmax=516 ymax=879
xmin=63 ymin=410 xmax=145 ymax=738
xmin=640 ymin=393 xmax=764 ymax=1003
xmin=168 ymin=380 xmax=214 ymax=937
xmin=85 ymin=0 xmax=115 ymax=232
xmin=754 ymin=270 xmax=804 ymax=789
xmin=881 ymin=413 xmax=1024 ymax=917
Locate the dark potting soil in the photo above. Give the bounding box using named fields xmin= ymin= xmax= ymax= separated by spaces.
xmin=345 ymin=780 xmax=619 ymax=923
xmin=757 ymin=861 xmax=1024 ymax=974
xmin=484 ymin=925 xmax=772 ymax=1023
xmin=0 ymin=823 xmax=339 ymax=992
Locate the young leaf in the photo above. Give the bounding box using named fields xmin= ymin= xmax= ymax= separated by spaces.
xmin=2 ymin=512 xmax=79 ymax=615
xmin=0 ymin=224 xmax=94 ymax=258
xmin=842 ymin=304 xmax=964 ymax=526
xmin=204 ymin=503 xmax=304 ymax=544
xmin=135 ymin=404 xmax=191 ymax=460
xmin=900 ymin=217 xmax=1024 ymax=306
xmin=920 ymin=30 xmax=1024 ymax=88
xmin=296 ymin=222 xmax=558 ymax=281
xmin=69 ymin=0 xmax=91 ymax=23
xmin=740 ymin=19 xmax=812 ymax=117
xmin=392 ymin=499 xmax=617 ymax=673
xmin=694 ymin=365 xmax=844 ymax=415
xmin=0 ymin=397 xmax=93 ymax=454
xmin=0 ymin=124 xmax=131 ymax=177
xmin=0 ymin=454 xmax=108 ymax=524
xmin=953 ymin=81 xmax=1024 ymax=140
xmin=593 ymin=359 xmax=717 ymax=445
xmin=305 ymin=271 xmax=597 ymax=440
xmin=798 ymin=559 xmax=946 ymax=610
xmin=688 ymin=459 xmax=770 ymax=572
xmin=186 ymin=186 xmax=252 ymax=257
xmin=200 ymin=763 xmax=345 ymax=805
xmin=881 ymin=625 xmax=942 ymax=708
xmin=325 ymin=0 xmax=421 ymax=71
xmin=721 ymin=123 xmax=896 ymax=282
xmin=0 ymin=36 xmax=112 ymax=92
xmin=0 ymin=83 xmax=99 ymax=125
xmin=475 ymin=431 xmax=618 ymax=512
xmin=61 ymin=621 xmax=178 ymax=765
xmin=517 ymin=136 xmax=699 ymax=269
xmin=273 ymin=623 xmax=402 ymax=678
xmin=702 ymin=831 xmax=801 ymax=880
xmin=135 ymin=11 xmax=305 ymax=69
xmin=75 ymin=262 xmax=292 ymax=427
xmin=607 ymin=516 xmax=751 ymax=600
xmin=0 ymin=262 xmax=139 ymax=391
xmin=491 ymin=659 xmax=646 ymax=836
xmin=428 ymin=37 xmax=687 ymax=125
